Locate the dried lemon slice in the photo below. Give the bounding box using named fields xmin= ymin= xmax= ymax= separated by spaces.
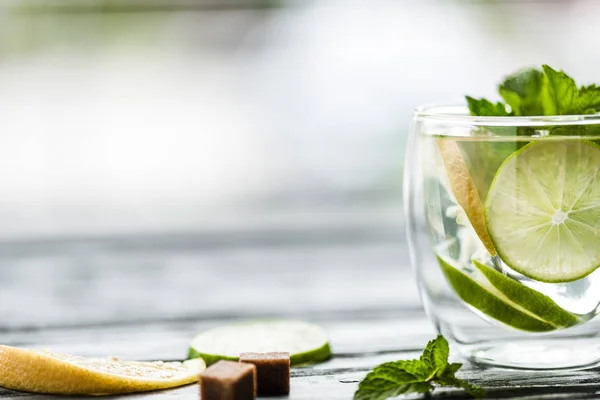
xmin=438 ymin=139 xmax=497 ymax=255
xmin=0 ymin=345 xmax=205 ymax=395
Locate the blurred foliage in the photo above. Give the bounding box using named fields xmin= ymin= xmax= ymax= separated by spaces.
xmin=7 ymin=0 xmax=285 ymax=13
xmin=0 ymin=0 xmax=275 ymax=57
xmin=0 ymin=11 xmax=168 ymax=56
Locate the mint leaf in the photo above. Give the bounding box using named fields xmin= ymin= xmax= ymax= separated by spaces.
xmin=468 ymin=65 xmax=600 ymax=118
xmin=466 ymin=96 xmax=511 ymax=116
xmin=354 ymin=336 xmax=485 ymax=400
xmin=439 ymin=362 xmax=462 ymax=377
xmin=576 ymin=84 xmax=600 ymax=113
xmin=498 ymin=67 xmax=551 ymax=116
xmin=542 ymin=65 xmax=578 ymax=115
xmin=354 ymin=382 xmax=433 ymax=400
xmin=456 ymin=379 xmax=487 ymax=398
xmin=420 ymin=335 xmax=449 ymax=373
xmin=438 ymin=376 xmax=486 ymax=398
xmin=371 ymin=361 xmax=429 ymax=382
xmin=354 ymin=362 xmax=433 ymax=400
xmin=390 ymin=360 xmax=430 ymax=380
xmin=436 ymin=362 xmax=486 ymax=398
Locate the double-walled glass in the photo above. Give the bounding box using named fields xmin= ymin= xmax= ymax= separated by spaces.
xmin=404 ymin=105 xmax=600 ymax=370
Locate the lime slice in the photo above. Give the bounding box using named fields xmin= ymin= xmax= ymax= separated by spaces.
xmin=0 ymin=345 xmax=205 ymax=395
xmin=437 ymin=256 xmax=558 ymax=332
xmin=188 ymin=320 xmax=332 ymax=366
xmin=437 ymin=139 xmax=497 ymax=255
xmin=472 ymin=259 xmax=579 ymax=328
xmin=485 ymin=140 xmax=600 ymax=282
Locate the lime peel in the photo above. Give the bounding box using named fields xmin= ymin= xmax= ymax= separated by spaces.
xmin=438 ymin=256 xmax=562 ymax=332
xmin=472 ymin=259 xmax=580 ymax=328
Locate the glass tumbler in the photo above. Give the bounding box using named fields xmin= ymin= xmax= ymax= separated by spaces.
xmin=404 ymin=105 xmax=600 ymax=370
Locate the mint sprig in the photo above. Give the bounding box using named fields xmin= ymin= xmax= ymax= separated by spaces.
xmin=467 ymin=65 xmax=600 ymax=117
xmin=465 ymin=97 xmax=510 ymax=117
xmin=354 ymin=336 xmax=485 ymax=400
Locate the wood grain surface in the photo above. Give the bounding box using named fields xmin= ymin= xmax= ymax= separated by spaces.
xmin=2 ymin=232 xmax=600 ymax=399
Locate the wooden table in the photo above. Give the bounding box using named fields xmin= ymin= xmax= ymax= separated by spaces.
xmin=2 ymin=229 xmax=600 ymax=399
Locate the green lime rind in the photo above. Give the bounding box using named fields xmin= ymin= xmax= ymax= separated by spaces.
xmin=485 ymin=140 xmax=600 ymax=283
xmin=187 ymin=320 xmax=332 ymax=366
xmin=472 ymin=260 xmax=580 ymax=328
xmin=437 ymin=256 xmax=557 ymax=332
xmin=187 ymin=348 xmax=237 ymax=366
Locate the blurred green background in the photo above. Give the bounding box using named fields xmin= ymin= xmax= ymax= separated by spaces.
xmin=0 ymin=0 xmax=597 ymax=240
xmin=1 ymin=0 xmax=600 ymax=329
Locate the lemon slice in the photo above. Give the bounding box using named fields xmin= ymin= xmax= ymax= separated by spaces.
xmin=0 ymin=345 xmax=205 ymax=395
xmin=438 ymin=139 xmax=497 ymax=255
xmin=485 ymin=140 xmax=600 ymax=282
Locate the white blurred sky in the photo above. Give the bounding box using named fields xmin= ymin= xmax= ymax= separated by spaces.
xmin=0 ymin=0 xmax=598 ymax=239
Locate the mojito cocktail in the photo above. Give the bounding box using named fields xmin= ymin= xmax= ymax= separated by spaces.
xmin=405 ymin=66 xmax=600 ymax=369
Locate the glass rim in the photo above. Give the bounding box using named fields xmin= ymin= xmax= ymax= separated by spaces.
xmin=414 ymin=104 xmax=600 ymax=127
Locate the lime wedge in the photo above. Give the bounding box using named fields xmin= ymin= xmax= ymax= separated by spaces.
xmin=0 ymin=346 xmax=205 ymax=395
xmin=485 ymin=140 xmax=600 ymax=282
xmin=437 ymin=256 xmax=558 ymax=332
xmin=438 ymin=139 xmax=497 ymax=255
xmin=472 ymin=260 xmax=579 ymax=328
xmin=188 ymin=320 xmax=332 ymax=366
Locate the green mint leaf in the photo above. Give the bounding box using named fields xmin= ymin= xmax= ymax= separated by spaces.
xmin=420 ymin=335 xmax=449 ymax=373
xmin=437 ymin=376 xmax=486 ymax=399
xmin=498 ymin=67 xmax=551 ymax=116
xmin=457 ymin=379 xmax=487 ymax=398
xmin=364 ymin=360 xmax=430 ymax=381
xmin=354 ymin=361 xmax=432 ymax=400
xmin=354 ymin=382 xmax=433 ymax=400
xmin=391 ymin=360 xmax=431 ymax=380
xmin=542 ymin=65 xmax=578 ymax=114
xmin=354 ymin=336 xmax=485 ymax=400
xmin=465 ymin=96 xmax=511 ymax=116
xmin=435 ymin=362 xmax=463 ymax=381
xmin=436 ymin=362 xmax=486 ymax=398
xmin=470 ymin=64 xmax=600 ymax=117
xmin=440 ymin=362 xmax=462 ymax=377
xmin=576 ymin=84 xmax=600 ymax=113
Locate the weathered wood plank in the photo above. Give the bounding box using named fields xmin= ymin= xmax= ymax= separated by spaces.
xmin=4 ymin=234 xmax=600 ymax=398
xmin=0 ymin=311 xmax=433 ymax=361
xmin=0 ymin=237 xmax=417 ymax=330
xmin=4 ymin=314 xmax=600 ymax=399
xmin=4 ymin=366 xmax=600 ymax=399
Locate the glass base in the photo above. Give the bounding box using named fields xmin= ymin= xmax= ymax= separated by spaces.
xmin=460 ymin=339 xmax=600 ymax=370
xmin=433 ymin=306 xmax=600 ymax=370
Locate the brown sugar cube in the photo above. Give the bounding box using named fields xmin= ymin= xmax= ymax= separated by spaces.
xmin=199 ymin=360 xmax=257 ymax=400
xmin=239 ymin=352 xmax=290 ymax=396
